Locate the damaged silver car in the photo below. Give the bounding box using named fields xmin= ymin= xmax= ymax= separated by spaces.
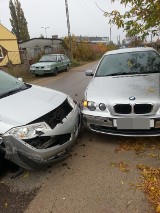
xmin=0 ymin=70 xmax=81 ymax=170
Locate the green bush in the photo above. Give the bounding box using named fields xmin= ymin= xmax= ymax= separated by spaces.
xmin=71 ymin=59 xmax=81 ymax=67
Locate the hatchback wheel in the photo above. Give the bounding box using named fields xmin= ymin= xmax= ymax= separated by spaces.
xmin=66 ymin=65 xmax=69 ymax=71
xmin=54 ymin=67 xmax=58 ymax=76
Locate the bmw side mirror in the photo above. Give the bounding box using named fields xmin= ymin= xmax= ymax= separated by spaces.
xmin=85 ymin=70 xmax=94 ymax=76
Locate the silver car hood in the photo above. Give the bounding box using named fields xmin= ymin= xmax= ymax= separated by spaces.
xmin=0 ymin=84 xmax=67 ymax=134
xmin=86 ymin=73 xmax=160 ymax=113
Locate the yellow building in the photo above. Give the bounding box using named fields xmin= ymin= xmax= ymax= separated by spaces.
xmin=0 ymin=23 xmax=21 ymax=66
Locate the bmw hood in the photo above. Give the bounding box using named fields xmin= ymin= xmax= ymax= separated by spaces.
xmin=86 ymin=73 xmax=160 ymax=107
xmin=0 ymin=85 xmax=67 ymax=134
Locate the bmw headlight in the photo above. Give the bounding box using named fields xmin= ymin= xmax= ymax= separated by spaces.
xmin=83 ymin=101 xmax=96 ymax=111
xmin=88 ymin=101 xmax=96 ymax=111
xmin=99 ymin=103 xmax=106 ymax=111
xmin=5 ymin=122 xmax=51 ymax=140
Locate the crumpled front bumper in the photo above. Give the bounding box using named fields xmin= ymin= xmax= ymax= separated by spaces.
xmin=1 ymin=105 xmax=81 ymax=170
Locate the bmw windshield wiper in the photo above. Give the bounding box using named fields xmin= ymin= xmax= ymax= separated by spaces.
xmin=105 ymin=71 xmax=148 ymax=76
xmin=145 ymin=71 xmax=160 ymax=74
xmin=97 ymin=70 xmax=160 ymax=77
xmin=106 ymin=72 xmax=131 ymax=76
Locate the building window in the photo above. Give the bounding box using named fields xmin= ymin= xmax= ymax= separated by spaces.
xmin=34 ymin=47 xmax=41 ymax=58
xmin=0 ymin=47 xmax=4 ymax=58
xmin=44 ymin=46 xmax=53 ymax=54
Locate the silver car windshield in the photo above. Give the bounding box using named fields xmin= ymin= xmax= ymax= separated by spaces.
xmin=0 ymin=70 xmax=27 ymax=98
xmin=39 ymin=55 xmax=57 ymax=62
xmin=96 ymin=51 xmax=160 ymax=77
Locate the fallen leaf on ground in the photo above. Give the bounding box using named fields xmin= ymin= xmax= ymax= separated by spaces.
xmin=110 ymin=161 xmax=130 ymax=172
xmin=137 ymin=164 xmax=160 ymax=212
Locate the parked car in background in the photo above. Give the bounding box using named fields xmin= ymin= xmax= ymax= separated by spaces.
xmin=0 ymin=70 xmax=81 ymax=170
xmin=82 ymin=47 xmax=160 ymax=137
xmin=30 ymin=54 xmax=71 ymax=77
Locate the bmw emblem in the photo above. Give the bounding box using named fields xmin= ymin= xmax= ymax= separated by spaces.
xmin=129 ymin=96 xmax=136 ymax=101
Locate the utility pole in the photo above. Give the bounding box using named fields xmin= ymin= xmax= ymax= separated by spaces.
xmin=119 ymin=35 xmax=121 ymax=45
xmin=110 ymin=27 xmax=112 ymax=43
xmin=65 ymin=0 xmax=72 ymax=60
xmin=41 ymin=27 xmax=49 ymax=38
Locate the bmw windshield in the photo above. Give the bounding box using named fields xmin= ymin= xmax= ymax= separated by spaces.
xmin=0 ymin=70 xmax=28 ymax=98
xmin=95 ymin=51 xmax=160 ymax=77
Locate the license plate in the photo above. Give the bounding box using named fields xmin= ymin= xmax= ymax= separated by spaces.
xmin=35 ymin=70 xmax=44 ymax=75
xmin=117 ymin=118 xmax=150 ymax=130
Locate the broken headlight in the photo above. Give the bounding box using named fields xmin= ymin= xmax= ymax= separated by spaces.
xmin=5 ymin=122 xmax=51 ymax=140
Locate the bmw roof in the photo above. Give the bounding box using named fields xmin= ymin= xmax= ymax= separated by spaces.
xmin=104 ymin=47 xmax=157 ymax=56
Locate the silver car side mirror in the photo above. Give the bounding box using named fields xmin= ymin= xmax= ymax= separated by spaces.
xmin=85 ymin=70 xmax=94 ymax=76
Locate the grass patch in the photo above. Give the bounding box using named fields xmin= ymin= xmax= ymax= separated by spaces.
xmin=2 ymin=65 xmax=36 ymax=82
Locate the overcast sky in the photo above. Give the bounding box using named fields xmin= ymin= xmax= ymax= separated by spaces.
xmin=0 ymin=0 xmax=127 ymax=43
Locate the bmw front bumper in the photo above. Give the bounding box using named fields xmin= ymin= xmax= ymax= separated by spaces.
xmin=82 ymin=114 xmax=160 ymax=137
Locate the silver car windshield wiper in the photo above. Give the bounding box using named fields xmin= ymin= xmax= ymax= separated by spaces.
xmin=0 ymin=84 xmax=29 ymax=99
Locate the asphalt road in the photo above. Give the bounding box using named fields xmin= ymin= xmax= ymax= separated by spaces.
xmin=1 ymin=61 xmax=160 ymax=213
xmin=31 ymin=61 xmax=97 ymax=102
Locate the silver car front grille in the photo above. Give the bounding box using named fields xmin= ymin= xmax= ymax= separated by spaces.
xmin=114 ymin=104 xmax=153 ymax=114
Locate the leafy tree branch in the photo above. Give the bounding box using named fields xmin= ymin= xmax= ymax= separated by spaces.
xmin=104 ymin=0 xmax=160 ymax=39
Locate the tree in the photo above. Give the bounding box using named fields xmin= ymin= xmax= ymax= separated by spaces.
xmin=39 ymin=34 xmax=44 ymax=38
xmin=104 ymin=0 xmax=160 ymax=39
xmin=62 ymin=35 xmax=116 ymax=61
xmin=125 ymin=36 xmax=143 ymax=47
xmin=9 ymin=0 xmax=30 ymax=42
